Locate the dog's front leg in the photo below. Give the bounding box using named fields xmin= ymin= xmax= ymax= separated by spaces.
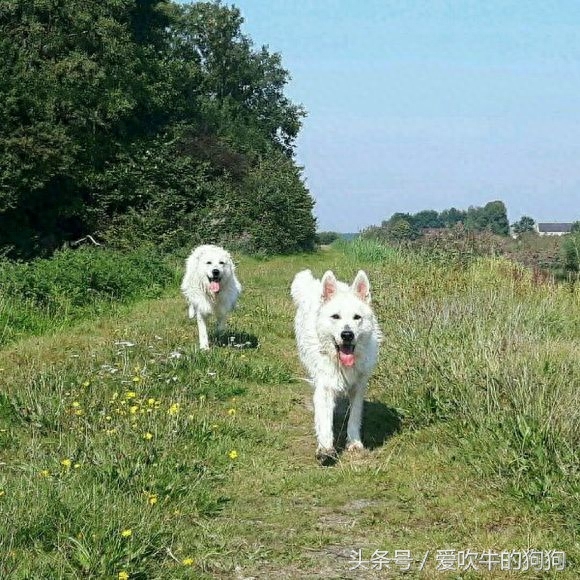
xmin=346 ymin=385 xmax=365 ymax=451
xmin=197 ymin=313 xmax=210 ymax=350
xmin=313 ymin=385 xmax=337 ymax=464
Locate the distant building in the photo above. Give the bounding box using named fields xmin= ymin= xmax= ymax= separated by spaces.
xmin=535 ymin=222 xmax=574 ymax=236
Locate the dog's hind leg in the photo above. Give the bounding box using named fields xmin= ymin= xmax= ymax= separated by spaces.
xmin=216 ymin=314 xmax=227 ymax=334
xmin=346 ymin=385 xmax=366 ymax=451
xmin=188 ymin=303 xmax=196 ymax=319
xmin=197 ymin=313 xmax=210 ymax=350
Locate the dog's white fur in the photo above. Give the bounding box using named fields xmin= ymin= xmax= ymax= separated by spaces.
xmin=181 ymin=244 xmax=242 ymax=350
xmin=291 ymin=269 xmax=381 ymax=462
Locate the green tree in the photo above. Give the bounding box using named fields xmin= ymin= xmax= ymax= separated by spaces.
xmin=440 ymin=207 xmax=466 ymax=227
xmin=386 ymin=218 xmax=417 ymax=242
xmin=511 ymin=215 xmax=536 ymax=235
xmin=465 ymin=201 xmax=509 ymax=236
xmin=562 ymin=232 xmax=580 ymax=273
xmin=0 ymin=0 xmax=316 ymax=257
xmin=413 ymin=210 xmax=443 ymax=230
xmin=0 ymin=0 xmax=171 ymax=256
xmin=316 ymin=231 xmax=340 ymax=245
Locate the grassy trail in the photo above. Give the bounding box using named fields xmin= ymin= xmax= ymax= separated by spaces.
xmin=1 ymin=247 xmax=577 ymax=578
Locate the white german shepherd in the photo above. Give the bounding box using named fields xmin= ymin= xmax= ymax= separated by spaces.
xmin=181 ymin=245 xmax=242 ymax=350
xmin=291 ymin=269 xmax=381 ymax=464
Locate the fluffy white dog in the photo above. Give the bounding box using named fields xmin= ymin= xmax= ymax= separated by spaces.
xmin=181 ymin=244 xmax=242 ymax=350
xmin=291 ymin=269 xmax=381 ymax=464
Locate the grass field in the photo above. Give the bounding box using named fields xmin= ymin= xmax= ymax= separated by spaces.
xmin=1 ymin=241 xmax=578 ymax=578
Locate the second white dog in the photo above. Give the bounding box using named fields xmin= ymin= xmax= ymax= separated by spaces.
xmin=291 ymin=269 xmax=381 ymax=463
xmin=181 ymin=244 xmax=242 ymax=350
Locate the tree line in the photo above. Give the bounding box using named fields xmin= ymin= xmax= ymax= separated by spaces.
xmin=363 ymin=200 xmax=510 ymax=242
xmin=0 ymin=0 xmax=317 ymax=258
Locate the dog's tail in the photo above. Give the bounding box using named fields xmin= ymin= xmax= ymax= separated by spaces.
xmin=291 ymin=269 xmax=317 ymax=306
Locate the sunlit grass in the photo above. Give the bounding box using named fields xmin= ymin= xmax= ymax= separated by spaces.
xmin=1 ymin=245 xmax=578 ymax=577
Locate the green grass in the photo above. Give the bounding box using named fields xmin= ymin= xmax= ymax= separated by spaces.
xmin=0 ymin=242 xmax=578 ymax=578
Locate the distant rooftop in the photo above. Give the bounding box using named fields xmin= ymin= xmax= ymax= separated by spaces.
xmin=537 ymin=222 xmax=573 ymax=233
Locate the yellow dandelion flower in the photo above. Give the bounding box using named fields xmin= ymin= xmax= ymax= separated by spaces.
xmin=147 ymin=494 xmax=158 ymax=505
xmin=71 ymin=401 xmax=81 ymax=408
xmin=147 ymin=398 xmax=156 ymax=407
xmin=129 ymin=405 xmax=139 ymax=414
xmin=227 ymin=408 xmax=236 ymax=416
xmin=125 ymin=391 xmax=137 ymax=399
xmin=82 ymin=381 xmax=90 ymax=387
xmin=118 ymin=572 xmax=129 ymax=580
xmin=228 ymin=450 xmax=238 ymax=460
xmin=143 ymin=432 xmax=153 ymax=440
xmin=74 ymin=409 xmax=84 ymax=416
xmin=120 ymin=529 xmax=132 ymax=538
xmin=60 ymin=458 xmax=72 ymax=468
xmin=39 ymin=470 xmax=50 ymax=477
xmin=168 ymin=403 xmax=180 ymax=416
xmin=182 ymin=557 xmax=194 ymax=566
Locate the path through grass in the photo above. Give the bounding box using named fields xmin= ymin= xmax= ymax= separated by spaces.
xmin=1 ymin=245 xmax=578 ymax=578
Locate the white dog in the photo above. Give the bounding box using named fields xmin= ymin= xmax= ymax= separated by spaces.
xmin=291 ymin=269 xmax=381 ymax=464
xmin=181 ymin=244 xmax=242 ymax=350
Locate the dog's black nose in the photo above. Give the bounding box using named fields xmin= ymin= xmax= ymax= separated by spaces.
xmin=340 ymin=330 xmax=355 ymax=343
xmin=212 ymin=268 xmax=220 ymax=277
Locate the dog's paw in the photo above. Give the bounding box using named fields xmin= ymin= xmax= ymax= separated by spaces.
xmin=316 ymin=447 xmax=338 ymax=466
xmin=346 ymin=440 xmax=364 ymax=452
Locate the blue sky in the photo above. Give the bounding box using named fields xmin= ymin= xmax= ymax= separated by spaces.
xmin=196 ymin=1 xmax=580 ymax=232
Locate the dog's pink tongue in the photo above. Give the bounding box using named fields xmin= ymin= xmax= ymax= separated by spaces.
xmin=339 ymin=351 xmax=355 ymax=367
xmin=209 ymin=281 xmax=220 ymax=293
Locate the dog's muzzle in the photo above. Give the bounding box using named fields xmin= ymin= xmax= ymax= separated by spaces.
xmin=208 ymin=270 xmax=221 ymax=293
xmin=336 ymin=330 xmax=356 ymax=367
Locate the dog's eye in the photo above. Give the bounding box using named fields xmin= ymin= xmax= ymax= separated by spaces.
xmin=206 ymin=261 xmax=212 ymax=265
xmin=353 ymin=314 xmax=362 ymax=320
xmin=219 ymin=261 xmax=225 ymax=265
xmin=331 ymin=314 xmax=341 ymax=320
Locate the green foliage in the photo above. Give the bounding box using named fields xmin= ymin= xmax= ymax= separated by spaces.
xmin=511 ymin=215 xmax=536 ymax=235
xmin=562 ymin=232 xmax=580 ymax=273
xmin=315 ymin=231 xmax=340 ymax=245
xmin=465 ymin=200 xmax=510 ymax=236
xmin=202 ymin=153 xmax=316 ymax=254
xmin=0 ymin=0 xmax=316 ymax=258
xmin=363 ymin=200 xmax=511 ymax=244
xmin=0 ymin=246 xmax=175 ymax=344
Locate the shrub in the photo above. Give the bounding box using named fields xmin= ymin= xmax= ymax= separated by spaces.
xmin=0 ymin=247 xmax=175 ymax=344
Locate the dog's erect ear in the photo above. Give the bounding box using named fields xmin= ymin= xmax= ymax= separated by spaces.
xmin=352 ymin=270 xmax=371 ymax=303
xmin=321 ymin=271 xmax=338 ymax=302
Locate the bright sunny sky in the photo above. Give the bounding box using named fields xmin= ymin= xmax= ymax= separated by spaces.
xmin=189 ymin=1 xmax=580 ymax=232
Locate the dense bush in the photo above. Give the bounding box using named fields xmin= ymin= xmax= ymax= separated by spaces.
xmin=0 ymin=246 xmax=175 ymax=344
xmin=315 ymin=231 xmax=341 ymax=245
